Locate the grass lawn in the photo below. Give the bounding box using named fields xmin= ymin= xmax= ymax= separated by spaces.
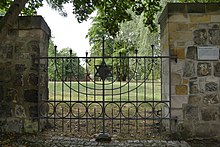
xmin=48 ymin=80 xmax=161 ymax=102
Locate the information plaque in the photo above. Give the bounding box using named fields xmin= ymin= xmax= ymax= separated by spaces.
xmin=198 ymin=46 xmax=219 ymax=60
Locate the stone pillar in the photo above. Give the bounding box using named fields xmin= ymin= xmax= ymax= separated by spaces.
xmin=0 ymin=16 xmax=50 ymax=133
xmin=159 ymin=3 xmax=220 ymax=137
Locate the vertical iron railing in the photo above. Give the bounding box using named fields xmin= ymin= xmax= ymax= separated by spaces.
xmin=38 ymin=45 xmax=173 ymax=140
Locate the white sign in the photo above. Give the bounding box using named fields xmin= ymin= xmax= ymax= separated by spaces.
xmin=198 ymin=46 xmax=219 ymax=60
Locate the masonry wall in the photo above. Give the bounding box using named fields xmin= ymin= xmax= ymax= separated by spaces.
xmin=159 ymin=3 xmax=220 ymax=137
xmin=0 ymin=16 xmax=50 ymax=133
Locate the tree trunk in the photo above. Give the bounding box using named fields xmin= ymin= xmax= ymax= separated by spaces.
xmin=0 ymin=0 xmax=28 ymax=44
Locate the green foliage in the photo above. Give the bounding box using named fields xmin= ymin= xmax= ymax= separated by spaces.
xmin=73 ymin=0 xmax=162 ymax=35
xmin=87 ymin=9 xmax=162 ymax=80
xmin=0 ymin=0 xmax=163 ymax=34
xmin=178 ymin=0 xmax=220 ymax=2
xmin=0 ymin=0 xmax=43 ymax=16
xmin=48 ymin=40 xmax=84 ymax=81
xmin=87 ymin=12 xmax=137 ymax=81
xmin=1 ymin=0 xmax=219 ymax=34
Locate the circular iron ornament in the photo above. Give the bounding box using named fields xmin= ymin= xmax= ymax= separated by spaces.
xmin=71 ymin=102 xmax=86 ymax=118
xmin=105 ymin=102 xmax=120 ymax=119
xmin=121 ymin=102 xmax=137 ymax=118
xmin=39 ymin=102 xmax=54 ymax=118
xmin=138 ymin=102 xmax=153 ymax=118
xmin=55 ymin=102 xmax=70 ymax=118
xmin=154 ymin=102 xmax=170 ymax=118
xmin=87 ymin=102 xmax=103 ymax=118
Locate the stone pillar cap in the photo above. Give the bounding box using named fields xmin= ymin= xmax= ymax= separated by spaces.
xmin=159 ymin=3 xmax=220 ymax=24
xmin=0 ymin=16 xmax=51 ymax=36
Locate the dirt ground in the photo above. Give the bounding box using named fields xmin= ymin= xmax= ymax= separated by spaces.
xmin=1 ymin=133 xmax=220 ymax=147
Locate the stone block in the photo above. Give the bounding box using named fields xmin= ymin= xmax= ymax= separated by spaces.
xmin=206 ymin=4 xmax=220 ymax=12
xmin=205 ymin=82 xmax=218 ymax=92
xmin=15 ymin=105 xmax=26 ymax=118
xmin=170 ymin=31 xmax=192 ymax=41
xmin=0 ymin=103 xmax=12 ymax=117
xmin=171 ymin=73 xmax=181 ymax=85
xmin=201 ymin=107 xmax=219 ymax=121
xmin=193 ymin=29 xmax=207 ymax=45
xmin=0 ymin=44 xmax=13 ymax=59
xmin=29 ymin=73 xmax=38 ymax=86
xmin=188 ymin=95 xmax=201 ymax=105
xmin=169 ymin=14 xmax=189 ymax=23
xmin=14 ymin=74 xmax=23 ymax=86
xmin=6 ymin=88 xmax=18 ymax=102
xmin=171 ymin=108 xmax=183 ymax=121
xmin=4 ymin=118 xmax=23 ymax=133
xmin=176 ymin=41 xmax=185 ymax=47
xmin=214 ymin=62 xmax=220 ymax=77
xmin=187 ymin=3 xmax=205 ymax=13
xmin=195 ymin=122 xmax=211 ymax=137
xmin=24 ymin=119 xmax=38 ymax=133
xmin=189 ymin=23 xmax=198 ymax=31
xmin=177 ymin=24 xmax=188 ymax=31
xmin=167 ymin=3 xmax=187 ymax=13
xmin=171 ymin=85 xmax=175 ymax=95
xmin=183 ymin=61 xmax=195 ymax=77
xmin=198 ymin=78 xmax=205 ymax=91
xmin=186 ymin=46 xmax=197 ymax=60
xmin=203 ymin=93 xmax=219 ymax=104
xmin=0 ymin=68 xmax=12 ymax=82
xmin=0 ymin=85 xmax=3 ymax=101
xmin=27 ymin=40 xmax=40 ymax=52
xmin=189 ymin=81 xmax=198 ymax=94
xmin=210 ymin=123 xmax=220 ymax=136
xmin=24 ymin=89 xmax=38 ymax=103
xmin=31 ymin=55 xmax=39 ymax=71
xmin=29 ymin=105 xmax=38 ymax=118
xmin=176 ymin=85 xmax=188 ymax=95
xmin=168 ymin=23 xmax=178 ymax=33
xmin=181 ymin=121 xmax=194 ymax=137
xmin=182 ymin=79 xmax=189 ymax=84
xmin=197 ymin=62 xmax=211 ymax=77
xmin=211 ymin=15 xmax=220 ymax=23
xmin=208 ymin=29 xmax=220 ymax=45
xmin=15 ymin=64 xmax=26 ymax=72
xmin=171 ymin=96 xmax=188 ymax=108
xmin=183 ymin=104 xmax=199 ymax=121
xmin=175 ymin=48 xmax=185 ymax=59
xmin=190 ymin=14 xmax=210 ymax=23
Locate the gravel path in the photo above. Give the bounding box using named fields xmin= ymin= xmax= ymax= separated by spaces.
xmin=2 ymin=133 xmax=220 ymax=147
xmin=0 ymin=135 xmax=191 ymax=147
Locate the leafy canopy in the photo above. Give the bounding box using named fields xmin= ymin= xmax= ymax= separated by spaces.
xmin=0 ymin=0 xmax=43 ymax=15
xmin=0 ymin=0 xmax=162 ymax=34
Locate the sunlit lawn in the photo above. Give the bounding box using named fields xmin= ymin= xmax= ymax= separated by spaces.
xmin=48 ymin=80 xmax=161 ymax=102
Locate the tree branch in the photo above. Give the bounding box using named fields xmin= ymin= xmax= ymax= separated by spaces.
xmin=0 ymin=0 xmax=28 ymax=44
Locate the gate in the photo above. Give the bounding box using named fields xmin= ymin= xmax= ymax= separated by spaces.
xmin=38 ymin=44 xmax=172 ymax=140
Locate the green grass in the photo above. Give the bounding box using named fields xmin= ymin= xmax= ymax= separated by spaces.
xmin=48 ymin=81 xmax=161 ymax=102
xmin=46 ymin=81 xmax=167 ymax=140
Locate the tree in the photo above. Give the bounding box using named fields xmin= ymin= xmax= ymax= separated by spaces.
xmin=0 ymin=0 xmax=163 ymax=45
xmin=48 ymin=42 xmax=84 ymax=81
xmin=87 ymin=10 xmax=162 ymax=81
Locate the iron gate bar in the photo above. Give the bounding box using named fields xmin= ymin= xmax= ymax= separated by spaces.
xmin=51 ymin=57 xmax=154 ymax=94
xmin=37 ymin=45 xmax=174 ymax=139
xmin=38 ymin=55 xmax=175 ymax=59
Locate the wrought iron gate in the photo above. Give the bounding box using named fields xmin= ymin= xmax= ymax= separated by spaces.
xmin=38 ymin=45 xmax=172 ymax=140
